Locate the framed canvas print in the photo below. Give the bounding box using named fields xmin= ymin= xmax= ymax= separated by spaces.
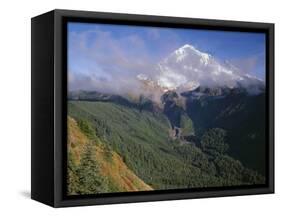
xmin=31 ymin=9 xmax=274 ymax=207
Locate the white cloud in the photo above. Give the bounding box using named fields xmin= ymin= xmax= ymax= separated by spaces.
xmin=229 ymin=53 xmax=265 ymax=81
xmin=68 ymin=29 xmax=156 ymax=95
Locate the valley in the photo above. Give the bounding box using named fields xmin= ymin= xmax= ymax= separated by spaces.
xmin=67 ymin=88 xmax=266 ymax=195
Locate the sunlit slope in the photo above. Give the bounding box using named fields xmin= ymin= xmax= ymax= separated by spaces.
xmin=95 ymin=145 xmax=152 ymax=192
xmin=67 ymin=116 xmax=152 ymax=195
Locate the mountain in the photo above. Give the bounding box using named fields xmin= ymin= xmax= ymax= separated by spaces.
xmin=137 ymin=44 xmax=264 ymax=95
xmin=68 ymin=90 xmax=136 ymax=108
xmin=67 ymin=43 xmax=267 ymax=194
xmin=68 ymin=90 xmax=165 ymax=114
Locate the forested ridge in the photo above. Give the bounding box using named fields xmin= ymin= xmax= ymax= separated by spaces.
xmin=67 ymin=90 xmax=265 ymax=195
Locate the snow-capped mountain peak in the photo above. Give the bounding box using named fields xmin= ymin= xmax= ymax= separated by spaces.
xmin=173 ymin=44 xmax=211 ymax=65
xmin=137 ymin=44 xmax=264 ymax=95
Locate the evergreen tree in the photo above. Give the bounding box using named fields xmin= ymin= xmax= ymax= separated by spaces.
xmin=76 ymin=144 xmax=108 ymax=194
xmin=77 ymin=119 xmax=96 ymax=140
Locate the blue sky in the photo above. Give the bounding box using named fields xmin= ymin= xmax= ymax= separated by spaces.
xmin=68 ymin=22 xmax=266 ymax=91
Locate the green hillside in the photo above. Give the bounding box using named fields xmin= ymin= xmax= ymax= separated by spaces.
xmin=68 ymin=100 xmax=265 ymax=194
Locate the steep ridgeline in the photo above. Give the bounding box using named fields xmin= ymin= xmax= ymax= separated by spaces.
xmin=68 ymin=100 xmax=265 ymax=194
xmin=68 ymin=90 xmax=162 ymax=113
xmin=67 ymin=116 xmax=152 ymax=195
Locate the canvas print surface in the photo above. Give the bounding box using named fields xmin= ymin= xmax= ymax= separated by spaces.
xmin=67 ymin=22 xmax=266 ymax=196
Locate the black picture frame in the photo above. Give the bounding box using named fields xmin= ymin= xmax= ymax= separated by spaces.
xmin=31 ymin=9 xmax=274 ymax=207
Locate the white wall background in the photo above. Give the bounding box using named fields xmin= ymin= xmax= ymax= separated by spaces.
xmin=0 ymin=0 xmax=279 ymax=216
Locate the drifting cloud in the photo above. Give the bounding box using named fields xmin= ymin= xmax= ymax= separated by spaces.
xmin=229 ymin=52 xmax=265 ymax=81
xmin=68 ymin=28 xmax=158 ymax=95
